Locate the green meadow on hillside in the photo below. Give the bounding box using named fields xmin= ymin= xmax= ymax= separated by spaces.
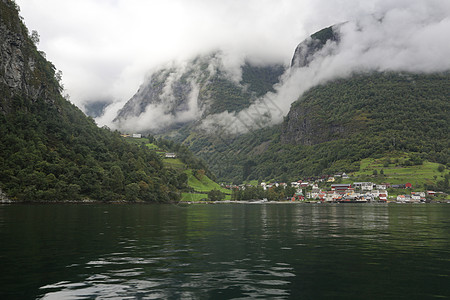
xmin=350 ymin=154 xmax=448 ymax=189
xmin=185 ymin=170 xmax=231 ymax=193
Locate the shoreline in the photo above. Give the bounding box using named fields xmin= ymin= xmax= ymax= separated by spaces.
xmin=2 ymin=200 xmax=447 ymax=205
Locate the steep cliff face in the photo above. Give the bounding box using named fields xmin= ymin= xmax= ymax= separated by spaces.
xmin=281 ymin=105 xmax=349 ymax=146
xmin=0 ymin=0 xmax=59 ymax=111
xmin=282 ymin=25 xmax=348 ymax=145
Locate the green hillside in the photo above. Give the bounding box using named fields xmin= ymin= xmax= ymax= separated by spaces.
xmin=350 ymin=154 xmax=449 ymax=189
xmin=0 ymin=0 xmax=184 ymax=202
xmin=124 ymin=136 xmax=230 ymax=201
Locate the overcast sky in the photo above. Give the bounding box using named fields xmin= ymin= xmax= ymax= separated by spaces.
xmin=16 ymin=0 xmax=433 ymax=110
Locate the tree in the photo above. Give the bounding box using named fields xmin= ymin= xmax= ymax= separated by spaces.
xmin=125 ymin=183 xmax=140 ymax=202
xmin=195 ymin=169 xmax=205 ymax=180
xmin=208 ymin=189 xmax=225 ymax=201
xmin=30 ymin=30 xmax=40 ymax=45
xmin=110 ymin=165 xmax=124 ymax=193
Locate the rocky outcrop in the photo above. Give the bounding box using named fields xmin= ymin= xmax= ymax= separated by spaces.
xmin=281 ymin=104 xmax=348 ymax=146
xmin=290 ymin=25 xmax=340 ymax=68
xmin=0 ymin=188 xmax=12 ymax=203
xmin=0 ymin=0 xmax=56 ymax=111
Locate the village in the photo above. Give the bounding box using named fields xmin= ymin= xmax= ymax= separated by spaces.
xmin=223 ymin=173 xmax=439 ymax=203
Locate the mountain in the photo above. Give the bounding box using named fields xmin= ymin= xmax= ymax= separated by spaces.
xmin=113 ymin=52 xmax=285 ymax=133
xmin=138 ymin=24 xmax=448 ymax=187
xmin=0 ymin=0 xmax=185 ymax=202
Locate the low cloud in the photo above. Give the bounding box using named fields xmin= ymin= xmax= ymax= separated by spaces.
xmin=200 ymin=2 xmax=450 ymax=134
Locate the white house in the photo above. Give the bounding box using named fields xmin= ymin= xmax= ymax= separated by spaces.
xmin=354 ymin=182 xmax=374 ymax=191
xmin=376 ymin=184 xmax=387 ymax=190
xmin=290 ymin=182 xmax=300 ymax=188
xmin=371 ymin=190 xmax=380 ymax=197
xmin=310 ymin=188 xmax=321 ymax=199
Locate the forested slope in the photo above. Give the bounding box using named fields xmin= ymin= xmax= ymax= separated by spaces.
xmin=0 ymin=0 xmax=184 ymax=202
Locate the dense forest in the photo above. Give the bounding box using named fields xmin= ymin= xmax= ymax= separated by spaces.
xmin=0 ymin=0 xmax=186 ymax=202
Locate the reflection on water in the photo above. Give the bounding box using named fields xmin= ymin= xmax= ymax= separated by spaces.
xmin=0 ymin=203 xmax=449 ymax=299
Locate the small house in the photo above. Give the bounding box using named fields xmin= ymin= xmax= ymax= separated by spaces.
xmin=331 ymin=184 xmax=352 ymax=191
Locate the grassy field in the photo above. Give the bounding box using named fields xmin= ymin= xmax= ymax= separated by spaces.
xmin=181 ymin=192 xmax=208 ymax=202
xmin=122 ymin=137 xmax=163 ymax=151
xmin=185 ymin=170 xmax=231 ymax=194
xmin=163 ymin=158 xmax=186 ymax=170
xmin=244 ymin=180 xmax=259 ymax=186
xmin=350 ymin=156 xmax=447 ymax=189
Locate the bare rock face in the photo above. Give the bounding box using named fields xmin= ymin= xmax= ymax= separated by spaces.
xmin=281 ymin=105 xmax=347 ymax=146
xmin=0 ymin=1 xmax=56 ymax=111
xmin=0 ymin=23 xmax=25 ymax=89
xmin=290 ymin=25 xmax=340 ymax=68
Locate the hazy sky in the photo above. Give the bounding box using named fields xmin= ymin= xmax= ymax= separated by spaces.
xmin=15 ymin=0 xmax=425 ymax=109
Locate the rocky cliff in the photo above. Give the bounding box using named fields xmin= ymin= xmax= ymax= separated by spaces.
xmin=290 ymin=25 xmax=340 ymax=68
xmin=0 ymin=0 xmax=59 ymax=112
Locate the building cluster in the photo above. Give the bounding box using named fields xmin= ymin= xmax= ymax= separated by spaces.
xmin=396 ymin=191 xmax=437 ymax=203
xmin=223 ymin=177 xmax=438 ymax=203
xmin=120 ymin=133 xmax=142 ymax=138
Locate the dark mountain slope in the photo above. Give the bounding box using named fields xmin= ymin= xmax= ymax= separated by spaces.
xmin=0 ymin=0 xmax=183 ymax=202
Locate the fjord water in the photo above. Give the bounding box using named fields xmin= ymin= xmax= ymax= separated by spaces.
xmin=0 ymin=204 xmax=449 ymax=299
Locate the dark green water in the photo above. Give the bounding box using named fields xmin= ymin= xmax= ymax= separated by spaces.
xmin=0 ymin=203 xmax=449 ymax=299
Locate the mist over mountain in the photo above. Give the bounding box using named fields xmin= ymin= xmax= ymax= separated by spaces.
xmin=109 ymin=3 xmax=450 ymax=136
xmin=200 ymin=10 xmax=450 ymax=135
xmin=110 ymin=52 xmax=284 ymax=133
xmin=103 ymin=5 xmax=450 ymax=184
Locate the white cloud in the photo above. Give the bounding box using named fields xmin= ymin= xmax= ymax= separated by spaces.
xmin=16 ymin=0 xmax=314 ymax=109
